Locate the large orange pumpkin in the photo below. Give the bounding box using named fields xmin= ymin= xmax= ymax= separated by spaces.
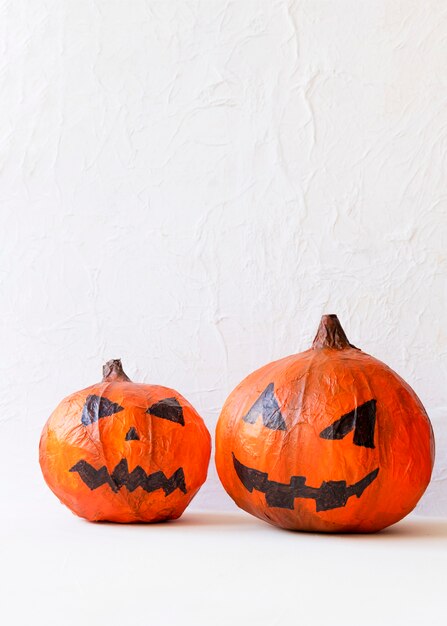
xmin=40 ymin=360 xmax=211 ymax=522
xmin=215 ymin=315 xmax=434 ymax=532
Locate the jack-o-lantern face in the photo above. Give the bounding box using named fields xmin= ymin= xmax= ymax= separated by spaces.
xmin=233 ymin=393 xmax=379 ymax=512
xmin=40 ymin=360 xmax=211 ymax=523
xmin=215 ymin=315 xmax=434 ymax=532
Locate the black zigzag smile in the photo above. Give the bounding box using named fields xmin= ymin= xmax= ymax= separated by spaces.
xmin=233 ymin=454 xmax=379 ymax=512
xmin=69 ymin=458 xmax=187 ymax=496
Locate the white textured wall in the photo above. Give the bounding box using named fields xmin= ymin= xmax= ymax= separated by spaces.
xmin=1 ymin=1 xmax=446 ymax=517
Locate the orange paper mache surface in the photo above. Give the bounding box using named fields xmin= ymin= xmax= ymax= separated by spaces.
xmin=215 ymin=315 xmax=435 ymax=532
xmin=40 ymin=359 xmax=211 ymax=523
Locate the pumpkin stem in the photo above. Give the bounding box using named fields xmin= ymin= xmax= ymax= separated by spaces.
xmin=312 ymin=315 xmax=355 ymax=350
xmin=102 ymin=359 xmax=131 ymax=382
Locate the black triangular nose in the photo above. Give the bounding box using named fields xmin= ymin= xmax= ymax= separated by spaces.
xmin=125 ymin=426 xmax=140 ymax=441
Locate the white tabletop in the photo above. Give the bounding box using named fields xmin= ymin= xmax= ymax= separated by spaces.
xmin=2 ymin=508 xmax=446 ymax=626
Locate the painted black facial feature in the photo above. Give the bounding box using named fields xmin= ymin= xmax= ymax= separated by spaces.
xmin=147 ymin=397 xmax=185 ymax=426
xmin=233 ymin=454 xmax=379 ymax=512
xmin=125 ymin=426 xmax=139 ymax=441
xmin=81 ymin=395 xmax=124 ymax=426
xmin=319 ymin=399 xmax=377 ymax=449
xmin=242 ymin=383 xmax=286 ymax=431
xmin=69 ymin=459 xmax=187 ymax=496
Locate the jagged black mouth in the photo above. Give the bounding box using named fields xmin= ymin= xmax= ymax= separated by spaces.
xmin=233 ymin=454 xmax=379 ymax=512
xmin=69 ymin=459 xmax=187 ymax=496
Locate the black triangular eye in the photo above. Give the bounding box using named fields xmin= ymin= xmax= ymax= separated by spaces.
xmin=81 ymin=395 xmax=124 ymax=426
xmin=147 ymin=397 xmax=185 ymax=426
xmin=319 ymin=399 xmax=376 ymax=448
xmin=242 ymin=383 xmax=286 ymax=431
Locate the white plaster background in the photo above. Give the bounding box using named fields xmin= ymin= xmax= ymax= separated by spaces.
xmin=0 ymin=0 xmax=446 ymax=517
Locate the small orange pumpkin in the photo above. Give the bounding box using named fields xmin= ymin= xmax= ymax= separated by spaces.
xmin=215 ymin=315 xmax=434 ymax=532
xmin=40 ymin=359 xmax=211 ymax=522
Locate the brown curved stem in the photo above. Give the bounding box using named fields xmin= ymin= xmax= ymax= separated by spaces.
xmin=312 ymin=315 xmax=355 ymax=350
xmin=102 ymin=359 xmax=131 ymax=382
